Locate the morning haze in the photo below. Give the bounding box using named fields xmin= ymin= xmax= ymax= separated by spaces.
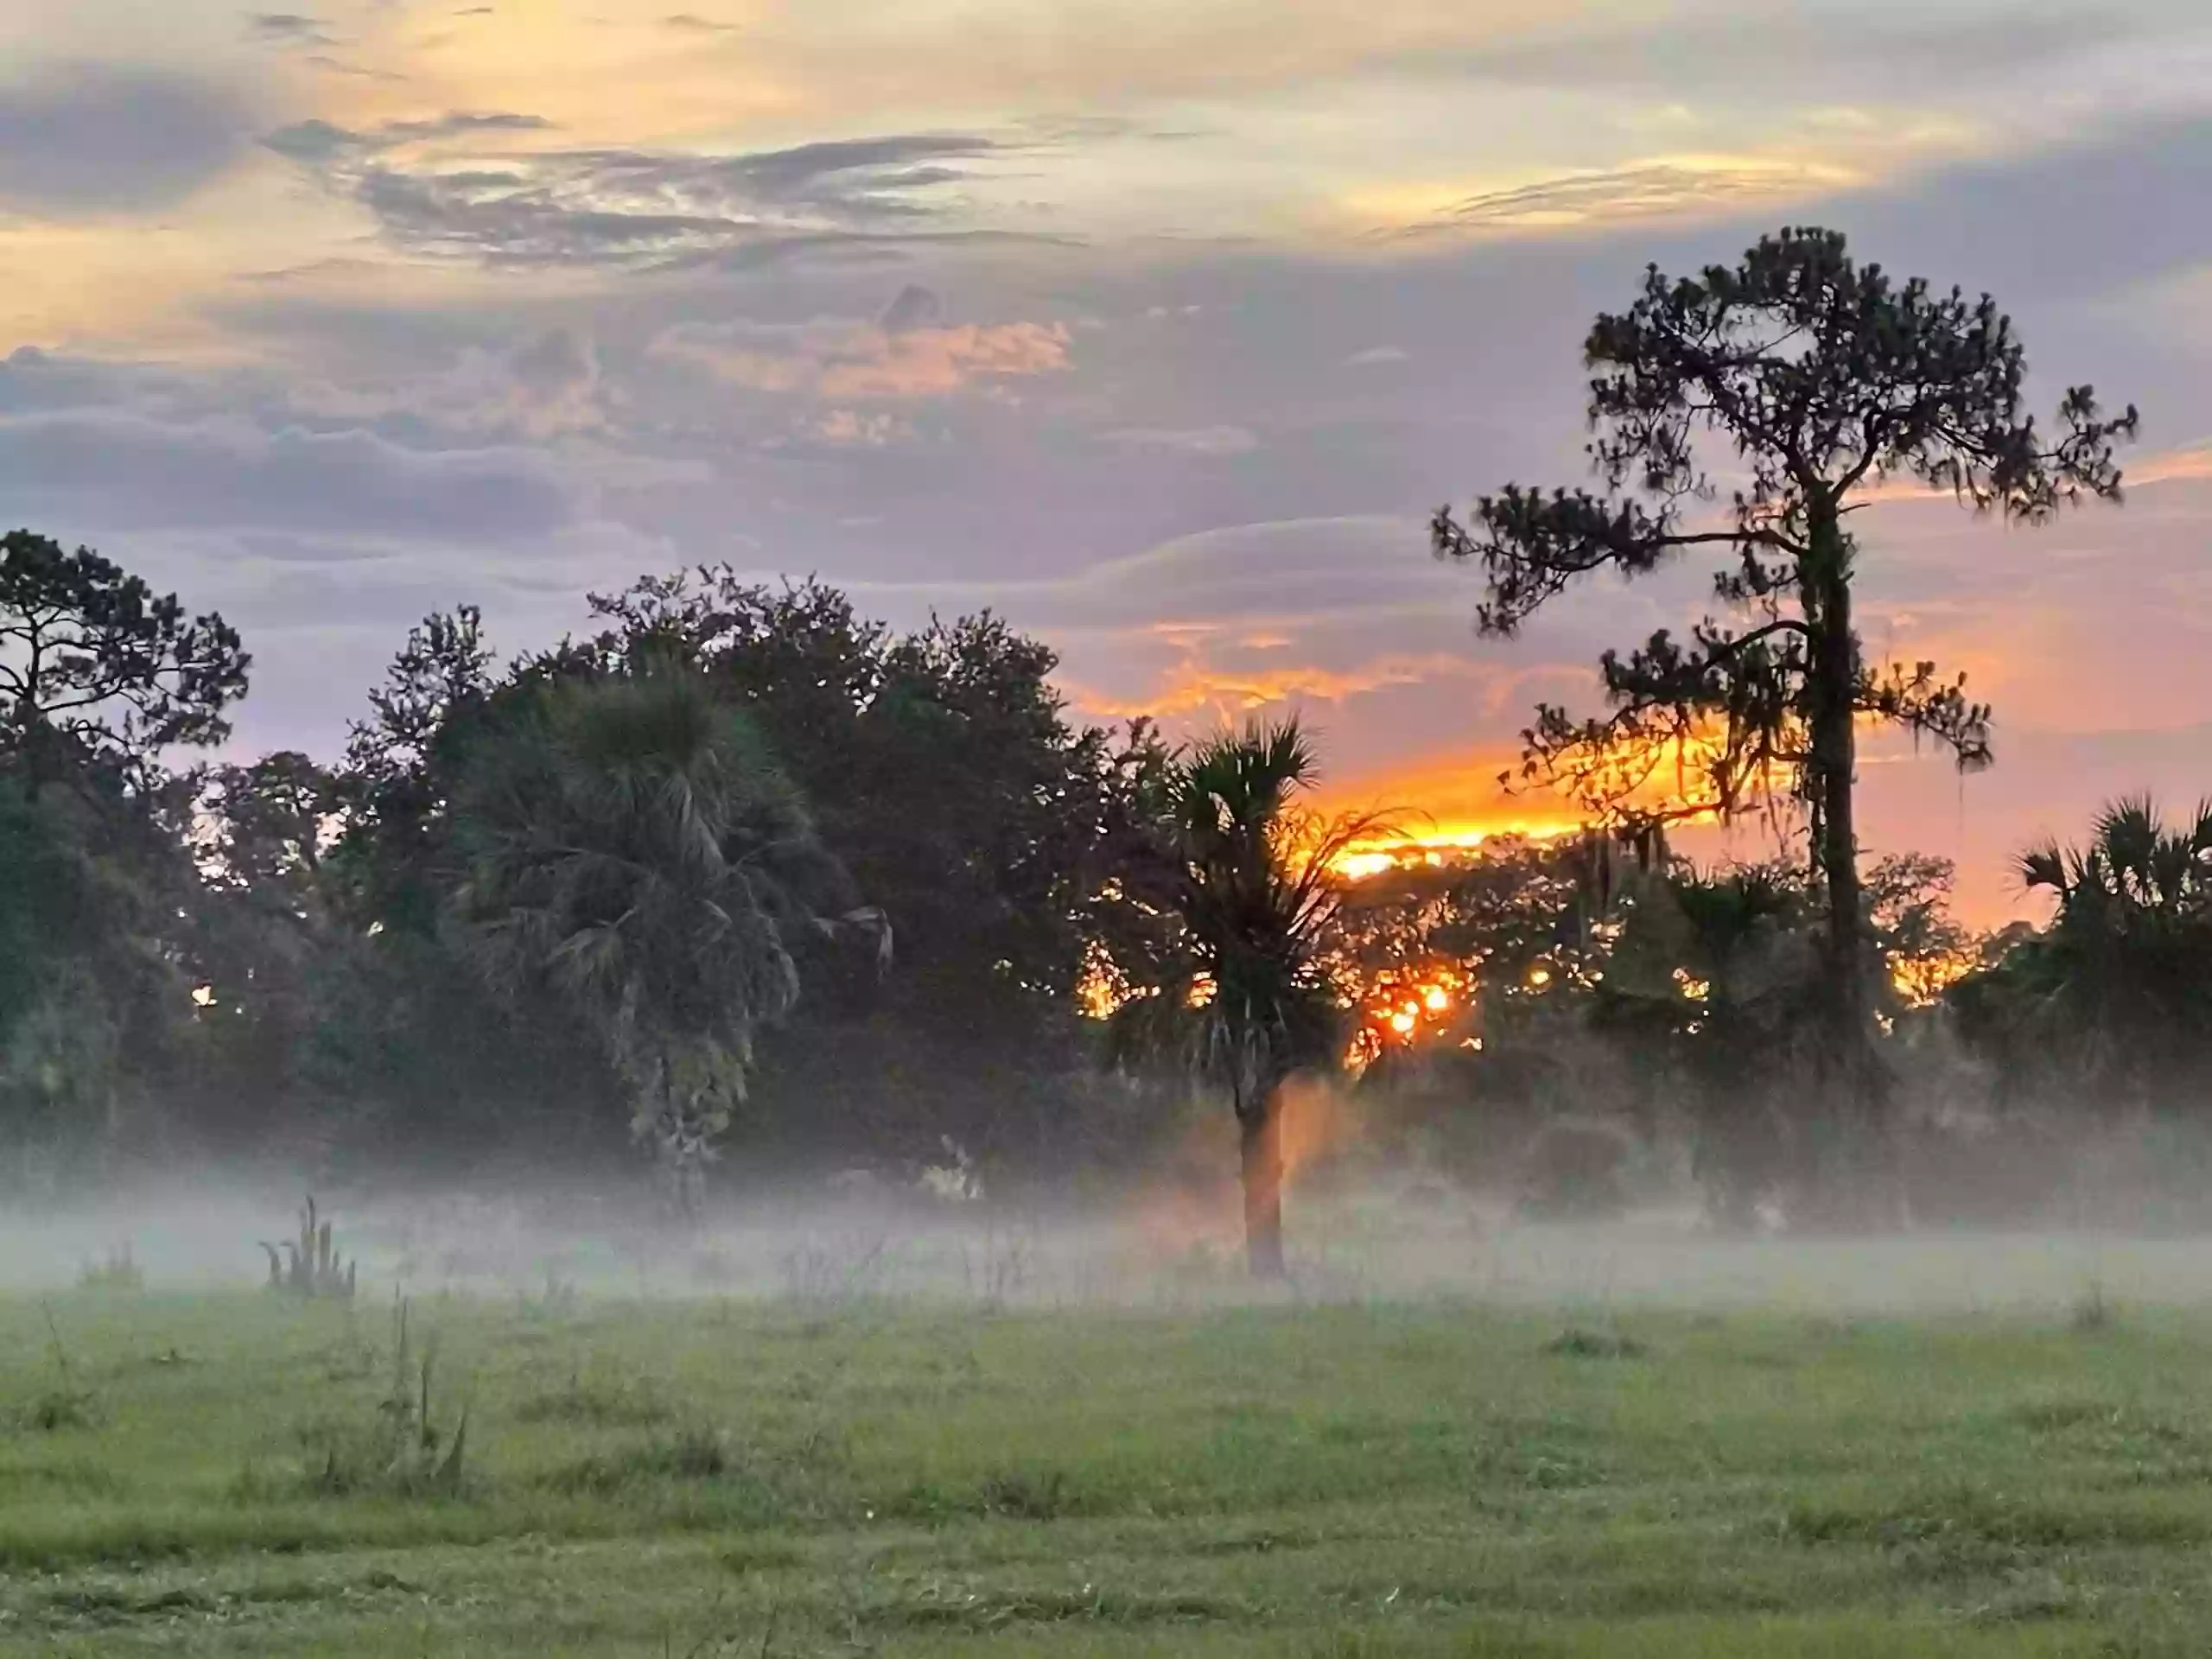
xmin=2 ymin=1 xmax=2211 ymax=1652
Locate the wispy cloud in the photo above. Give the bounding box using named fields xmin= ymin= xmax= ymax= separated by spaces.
xmin=261 ymin=111 xmax=555 ymax=164
xmin=1393 ymin=158 xmax=1855 ymax=238
xmin=306 ymin=56 xmax=411 ymax=83
xmin=248 ymin=12 xmax=335 ymax=47
xmin=262 ymin=123 xmax=1022 ymax=269
xmin=0 ymin=67 xmax=251 ymax=217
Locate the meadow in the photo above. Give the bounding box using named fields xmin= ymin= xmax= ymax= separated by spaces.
xmin=10 ymin=1226 xmax=2212 ymax=1656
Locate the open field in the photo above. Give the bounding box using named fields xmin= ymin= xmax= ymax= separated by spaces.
xmin=12 ymin=1238 xmax=2212 ymax=1656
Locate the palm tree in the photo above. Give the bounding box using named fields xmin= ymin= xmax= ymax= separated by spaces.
xmin=1112 ymin=716 xmax=1391 ymax=1275
xmin=1966 ymin=796 xmax=2212 ymax=1109
xmin=2018 ymin=795 xmax=2212 ymax=924
xmin=448 ymin=659 xmax=883 ymax=1215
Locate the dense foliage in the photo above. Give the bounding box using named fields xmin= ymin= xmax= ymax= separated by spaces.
xmin=1952 ymin=798 xmax=2212 ymax=1114
xmin=1434 ymin=227 xmax=2138 ymax=1206
xmin=0 ymin=232 xmax=2183 ymax=1238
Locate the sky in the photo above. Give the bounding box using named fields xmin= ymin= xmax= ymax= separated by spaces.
xmin=2 ymin=0 xmax=2209 ymax=923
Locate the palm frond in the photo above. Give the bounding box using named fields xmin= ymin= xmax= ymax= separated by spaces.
xmin=2016 ymin=841 xmax=2068 ymax=897
xmin=444 ymin=657 xmax=863 ymax=1159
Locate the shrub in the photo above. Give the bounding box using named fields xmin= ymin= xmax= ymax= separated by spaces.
xmin=260 ymin=1195 xmax=358 ymax=1300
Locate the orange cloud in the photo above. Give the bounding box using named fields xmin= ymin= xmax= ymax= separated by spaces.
xmin=823 ymin=321 xmax=1071 ymax=398
xmin=1071 ymin=652 xmax=1477 ymax=720
xmin=2129 ymin=442 xmax=2212 ymax=487
xmin=653 ymin=317 xmax=1071 ymax=402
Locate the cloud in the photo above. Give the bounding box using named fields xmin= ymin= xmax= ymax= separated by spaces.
xmin=841 ymin=513 xmax=1681 ymax=768
xmin=845 ymin=516 xmax=1479 ymax=640
xmin=1072 ymin=652 xmax=1479 ymax=718
xmin=260 ymin=110 xmax=553 ymax=163
xmin=653 ymin=314 xmax=1071 ymax=400
xmin=0 ymin=346 xmax=159 ymax=416
xmin=286 ymin=327 xmax=610 ymax=439
xmin=0 ymin=67 xmax=250 ymax=216
xmin=0 ymin=410 xmax=582 ymax=544
xmin=880 ymin=283 xmax=942 ymax=335
xmin=1441 ymin=8 xmax=2165 ymax=100
xmin=306 ymin=55 xmax=410 ymax=83
xmin=1015 ymin=516 xmax=1454 ymax=631
xmin=1837 ymin=112 xmax=2212 ymax=306
xmin=1343 ymin=346 xmax=1408 ymax=367
xmin=507 ymin=327 xmax=595 ymax=405
xmin=1102 ymin=425 xmax=1259 ymax=456
xmin=247 ymin=12 xmax=334 ymax=46
xmin=1395 ymin=159 xmax=1853 ymax=238
xmin=663 ymin=13 xmax=739 ymax=32
xmin=264 ymin=123 xmax=1014 ymax=269
xmin=809 ymin=409 xmax=912 ymax=447
xmin=258 ymin=119 xmax=358 ymax=164
xmin=817 ymin=321 xmax=1072 ymax=398
xmin=2132 ymin=442 xmax=2212 ymax=486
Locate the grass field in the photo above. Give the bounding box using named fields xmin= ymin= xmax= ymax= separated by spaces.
xmin=10 ymin=1264 xmax=2212 ymax=1656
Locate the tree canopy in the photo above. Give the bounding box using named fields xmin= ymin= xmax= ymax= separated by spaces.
xmin=1954 ymin=798 xmax=2212 ymax=1112
xmin=0 ymin=529 xmax=248 ymax=784
xmin=448 ymin=658 xmax=874 ymax=1208
xmin=1433 ymin=226 xmax=2138 ymax=1201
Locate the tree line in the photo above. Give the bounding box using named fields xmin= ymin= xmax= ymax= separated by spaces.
xmin=2 ymin=226 xmax=2202 ymax=1268
xmin=0 ymin=557 xmax=1194 ymax=1199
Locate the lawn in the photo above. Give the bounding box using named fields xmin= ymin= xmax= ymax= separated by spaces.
xmin=7 ymin=1272 xmax=2212 ymax=1655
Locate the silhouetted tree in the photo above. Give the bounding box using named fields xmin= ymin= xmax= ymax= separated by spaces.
xmin=330 ymin=606 xmax=495 ymax=934
xmin=0 ymin=530 xmax=248 ymax=789
xmin=1434 ymin=226 xmax=2136 ymax=1205
xmin=200 ymin=753 xmax=340 ymax=897
xmin=1110 ymin=717 xmax=1389 ymax=1275
xmin=1955 ymin=797 xmax=2212 ymax=1111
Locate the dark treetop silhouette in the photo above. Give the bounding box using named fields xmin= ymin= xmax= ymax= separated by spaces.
xmin=0 ymin=529 xmax=249 ymax=790
xmin=1109 ymin=716 xmax=1394 ymax=1274
xmin=1433 ymin=226 xmax=2137 ymax=1207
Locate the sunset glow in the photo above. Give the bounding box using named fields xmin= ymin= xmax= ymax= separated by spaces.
xmin=0 ymin=0 xmax=2202 ymax=944
xmin=1332 ymin=821 xmax=1582 ymax=882
xmin=1345 ymin=961 xmax=1471 ymax=1070
xmin=8 ymin=13 xmax=2212 ymax=1639
xmin=1889 ymin=948 xmax=1980 ymax=1010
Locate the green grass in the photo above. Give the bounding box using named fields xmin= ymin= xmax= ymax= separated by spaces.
xmin=7 ymin=1288 xmax=2212 ymax=1654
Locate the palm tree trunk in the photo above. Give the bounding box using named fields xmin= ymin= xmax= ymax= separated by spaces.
xmin=1238 ymin=1095 xmax=1286 ymax=1278
xmin=645 ymin=1091 xmax=709 ymax=1225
